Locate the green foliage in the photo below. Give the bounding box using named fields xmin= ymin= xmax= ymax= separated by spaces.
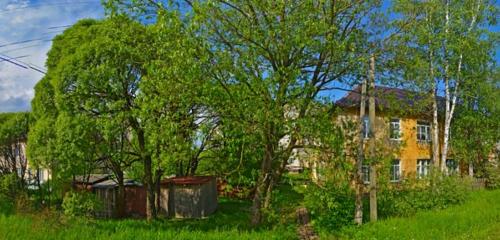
xmin=0 ymin=174 xmax=19 ymax=215
xmin=62 ymin=191 xmax=102 ymax=218
xmin=484 ymin=163 xmax=500 ymax=190
xmin=304 ymin=183 xmax=355 ymax=231
xmin=378 ymin=171 xmax=471 ymax=218
xmin=338 ymin=190 xmax=500 ymax=240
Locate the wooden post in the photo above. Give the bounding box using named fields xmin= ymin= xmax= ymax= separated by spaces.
xmin=354 ymin=78 xmax=367 ymax=225
xmin=368 ymin=54 xmax=378 ymax=222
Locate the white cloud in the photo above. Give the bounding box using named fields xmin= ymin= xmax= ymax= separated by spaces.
xmin=0 ymin=0 xmax=104 ymax=112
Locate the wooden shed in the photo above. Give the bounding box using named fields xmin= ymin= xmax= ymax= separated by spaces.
xmin=159 ymin=176 xmax=218 ymax=218
xmin=92 ymin=179 xmax=146 ymax=218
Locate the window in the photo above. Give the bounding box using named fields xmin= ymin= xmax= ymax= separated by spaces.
xmin=390 ymin=159 xmax=401 ymax=182
xmin=417 ymin=159 xmax=431 ymax=178
xmin=446 ymin=159 xmax=458 ymax=174
xmin=417 ymin=121 xmax=431 ymax=142
xmin=389 ymin=119 xmax=401 ymax=140
xmin=362 ymin=115 xmax=369 ymax=139
xmin=362 ymin=165 xmax=370 ymax=183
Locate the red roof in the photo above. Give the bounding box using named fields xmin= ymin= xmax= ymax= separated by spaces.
xmin=161 ymin=176 xmax=214 ymax=185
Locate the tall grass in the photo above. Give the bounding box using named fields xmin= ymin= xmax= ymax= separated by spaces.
xmin=336 ymin=190 xmax=500 ymax=240
xmin=0 ymin=198 xmax=297 ymax=240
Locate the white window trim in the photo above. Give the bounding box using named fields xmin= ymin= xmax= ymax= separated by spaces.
xmin=416 ymin=121 xmax=431 ymax=142
xmin=417 ymin=159 xmax=431 ymax=178
xmin=390 ymin=160 xmax=401 ymax=182
xmin=389 ymin=118 xmax=402 ymax=140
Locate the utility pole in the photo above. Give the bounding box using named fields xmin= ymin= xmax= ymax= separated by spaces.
xmin=354 ymin=78 xmax=367 ymax=225
xmin=368 ymin=54 xmax=378 ymax=222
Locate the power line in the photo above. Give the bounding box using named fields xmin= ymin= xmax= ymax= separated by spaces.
xmin=0 ymin=44 xmax=47 ymax=54
xmin=47 ymin=25 xmax=72 ymax=29
xmin=0 ymin=37 xmax=52 ymax=48
xmin=0 ymin=54 xmax=46 ymax=74
xmin=0 ymin=1 xmax=101 ymax=14
xmin=0 ymin=55 xmax=30 ymax=63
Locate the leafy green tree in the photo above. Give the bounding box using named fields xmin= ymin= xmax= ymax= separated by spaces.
xmin=391 ymin=0 xmax=498 ymax=172
xmin=0 ymin=112 xmax=30 ymax=186
xmin=451 ymin=72 xmax=499 ymax=176
xmin=106 ymin=0 xmax=377 ymax=224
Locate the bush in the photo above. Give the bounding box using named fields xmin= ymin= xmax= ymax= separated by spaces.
xmin=62 ymin=191 xmax=102 ymax=218
xmin=378 ymin=171 xmax=471 ymax=218
xmin=0 ymin=173 xmax=22 ymax=215
xmin=485 ymin=163 xmax=500 ymax=189
xmin=304 ymin=183 xmax=354 ymax=231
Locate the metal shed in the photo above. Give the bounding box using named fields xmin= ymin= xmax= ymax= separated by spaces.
xmin=93 ymin=179 xmax=146 ymax=218
xmin=159 ymin=176 xmax=218 ymax=218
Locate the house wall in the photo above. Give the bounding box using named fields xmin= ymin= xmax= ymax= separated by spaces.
xmin=339 ymin=108 xmax=449 ymax=177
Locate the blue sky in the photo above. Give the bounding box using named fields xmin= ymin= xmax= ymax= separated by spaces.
xmin=0 ymin=0 xmax=104 ymax=112
xmin=0 ymin=1 xmax=498 ymax=112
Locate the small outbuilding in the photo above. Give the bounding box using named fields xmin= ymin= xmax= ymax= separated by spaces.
xmin=93 ymin=179 xmax=147 ymax=218
xmin=160 ymin=176 xmax=218 ymax=218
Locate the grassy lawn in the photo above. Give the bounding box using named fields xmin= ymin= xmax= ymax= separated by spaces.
xmin=334 ymin=189 xmax=500 ymax=240
xmin=1 ymin=188 xmax=499 ymax=240
xmin=0 ymin=198 xmax=297 ymax=240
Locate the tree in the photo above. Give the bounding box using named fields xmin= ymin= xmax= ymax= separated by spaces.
xmin=0 ymin=112 xmax=30 ymax=186
xmin=391 ymin=0 xmax=497 ymax=171
xmin=106 ymin=0 xmax=378 ymax=224
xmin=451 ymin=72 xmax=499 ymax=176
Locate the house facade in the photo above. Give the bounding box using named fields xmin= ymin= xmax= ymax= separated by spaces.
xmin=335 ymin=86 xmax=457 ymax=182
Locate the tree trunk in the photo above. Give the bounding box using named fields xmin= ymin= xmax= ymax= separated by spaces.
xmin=251 ymin=137 xmax=274 ymax=226
xmin=429 ymin=52 xmax=440 ymax=169
xmin=368 ymin=54 xmax=377 ymax=222
xmin=116 ymin=171 xmax=126 ymax=218
xmin=354 ymin=78 xmax=367 ymax=225
xmin=155 ymin=170 xmax=162 ymax=215
xmin=144 ymin=154 xmax=157 ymax=220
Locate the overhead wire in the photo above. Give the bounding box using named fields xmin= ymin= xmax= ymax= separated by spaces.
xmin=0 ymin=1 xmax=101 ymax=14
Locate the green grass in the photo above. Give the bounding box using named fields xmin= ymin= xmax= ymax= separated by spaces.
xmin=0 ymin=198 xmax=297 ymax=240
xmin=2 ymin=188 xmax=499 ymax=240
xmin=334 ymin=189 xmax=500 ymax=240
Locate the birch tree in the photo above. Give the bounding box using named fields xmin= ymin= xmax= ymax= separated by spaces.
xmin=391 ymin=0 xmax=497 ymax=170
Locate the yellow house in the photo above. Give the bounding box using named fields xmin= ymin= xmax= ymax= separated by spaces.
xmin=335 ymin=86 xmax=456 ymax=182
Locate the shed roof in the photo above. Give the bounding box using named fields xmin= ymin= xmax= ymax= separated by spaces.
xmin=93 ymin=179 xmax=142 ymax=189
xmin=161 ymin=176 xmax=214 ymax=186
xmin=74 ymin=174 xmax=111 ymax=184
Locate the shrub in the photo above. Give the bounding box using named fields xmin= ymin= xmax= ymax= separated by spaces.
xmin=378 ymin=171 xmax=471 ymax=218
xmin=304 ymin=183 xmax=354 ymax=231
xmin=62 ymin=191 xmax=102 ymax=218
xmin=485 ymin=163 xmax=500 ymax=189
xmin=0 ymin=173 xmax=22 ymax=215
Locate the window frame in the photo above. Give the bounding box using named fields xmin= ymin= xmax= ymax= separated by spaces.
xmin=362 ymin=165 xmax=370 ymax=184
xmin=416 ymin=159 xmax=431 ymax=178
xmin=446 ymin=159 xmax=458 ymax=174
xmin=389 ymin=118 xmax=401 ymax=140
xmin=390 ymin=159 xmax=401 ymax=182
xmin=416 ymin=121 xmax=431 ymax=142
